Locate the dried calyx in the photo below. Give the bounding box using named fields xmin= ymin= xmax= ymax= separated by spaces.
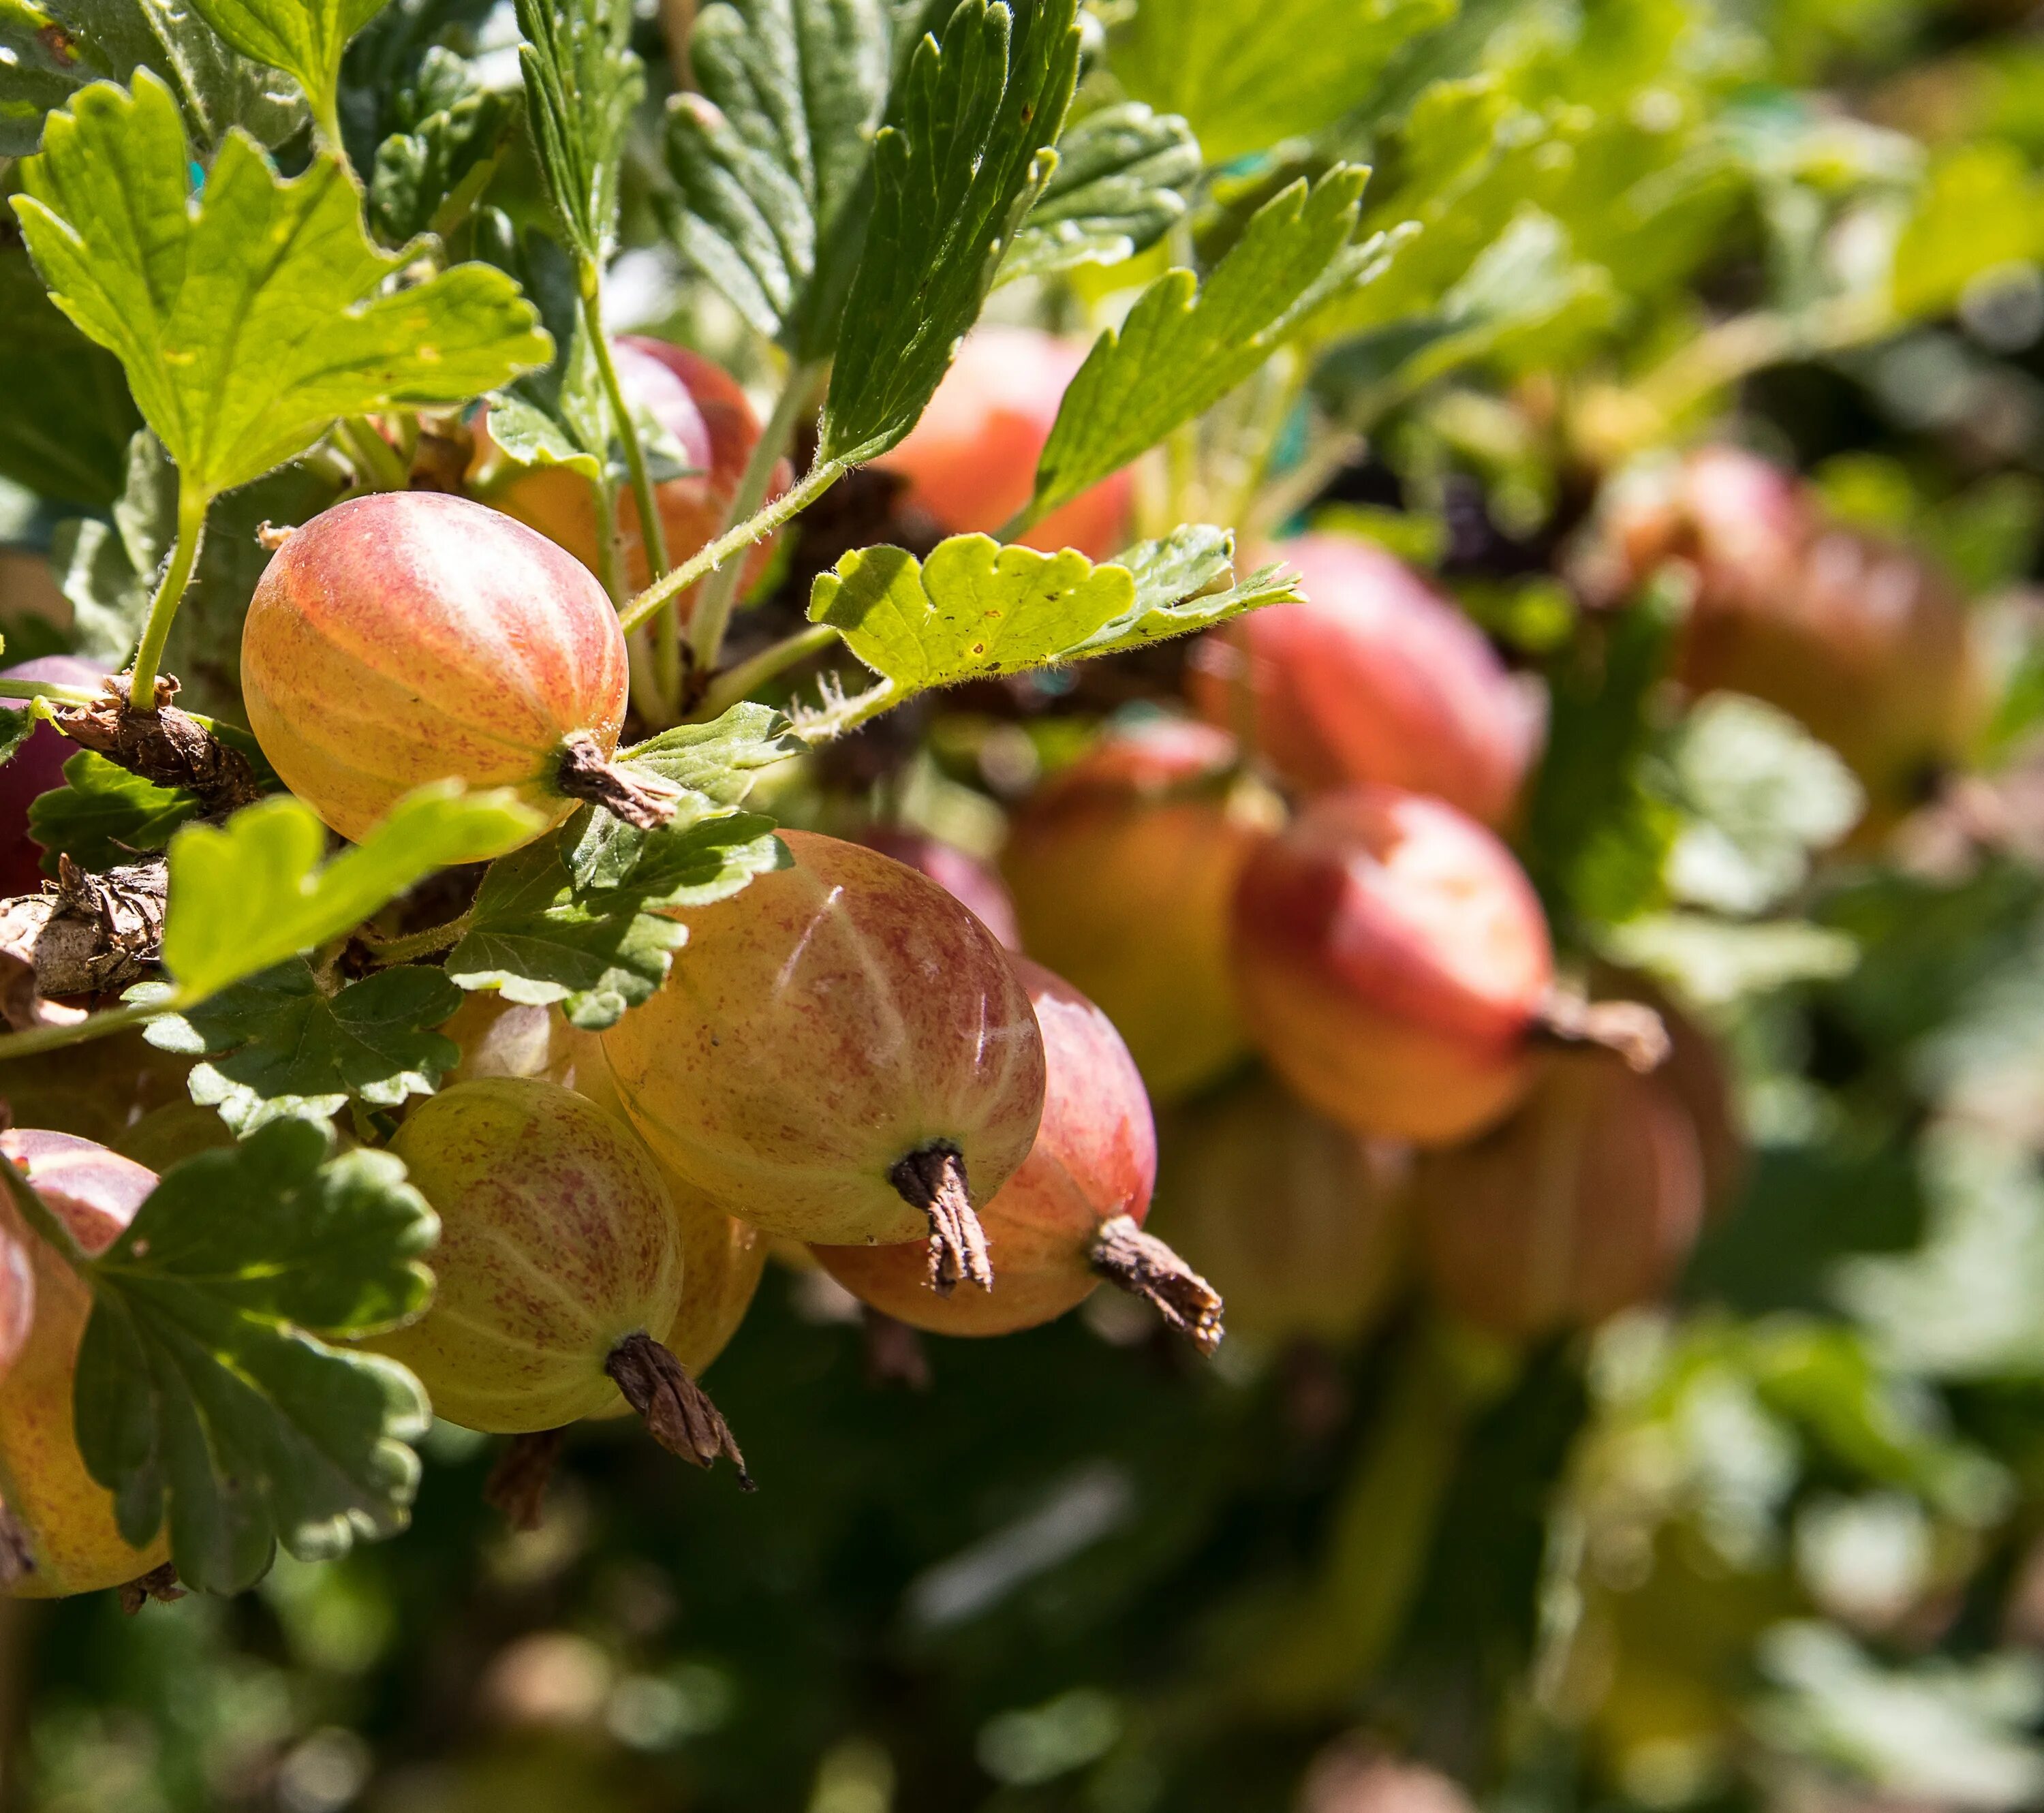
xmin=889 ymin=1144 xmax=993 ymax=1295
xmin=1530 ymin=991 xmax=1671 ymax=1074
xmin=484 ymin=1427 xmax=570 ymax=1531
xmin=554 ymin=730 xmax=683 ymax=831
xmin=604 ymin=1331 xmax=752 ymax=1488
xmin=119 ymin=1562 xmax=185 ymax=1615
xmin=1089 ymin=1215 xmax=1226 ymax=1356
xmin=48 ymin=675 xmax=262 ymax=816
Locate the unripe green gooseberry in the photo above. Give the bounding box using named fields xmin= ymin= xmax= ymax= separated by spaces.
xmin=241 ymin=492 xmax=644 ymax=846
xmin=0 ymin=1130 xmax=169 ymax=1598
xmin=813 ymin=960 xmax=1220 ymax=1350
xmin=369 ymin=1079 xmax=683 ymax=1432
xmin=602 ymin=831 xmax=1047 ymax=1292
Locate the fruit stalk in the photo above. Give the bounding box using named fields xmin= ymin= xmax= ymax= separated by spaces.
xmin=127 ymin=479 xmax=210 ymax=710
xmin=686 ymin=362 xmax=826 ymax=673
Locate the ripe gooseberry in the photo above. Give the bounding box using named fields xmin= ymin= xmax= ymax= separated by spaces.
xmin=1591 ymin=446 xmax=1981 ymax=819
xmin=0 ymin=655 xmax=106 ymax=896
xmin=814 ymin=959 xmax=1222 ymax=1350
xmin=486 ymin=337 xmax=791 ymax=600
xmin=1186 ymin=536 xmax=1543 ymax=827
xmin=1002 ymin=719 xmax=1279 ymax=1102
xmin=874 ymin=325 xmax=1134 ymax=559
xmin=1412 ymin=1049 xmax=1705 ymax=1339
xmin=1147 ymin=1074 xmax=1409 ymax=1348
xmin=601 ymin=831 xmax=1047 ymax=1292
xmin=0 ymin=1129 xmax=170 ymax=1597
xmin=855 ymin=826 xmax=1021 ymax=949
xmin=1231 ymin=785 xmax=1554 ymax=1145
xmin=367 ymin=1079 xmax=747 ymax=1481
xmin=241 ymin=491 xmax=668 ymax=846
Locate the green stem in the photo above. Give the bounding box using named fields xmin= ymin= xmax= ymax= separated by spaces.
xmin=687 ymin=361 xmax=826 ymax=671
xmin=689 ymin=623 xmax=840 ymax=722
xmin=994 ymin=497 xmax=1038 ymax=544
xmin=339 ymin=416 xmax=410 ymax=493
xmin=0 ymin=679 xmax=100 ymax=707
xmin=127 ymin=481 xmax=210 ymax=709
xmin=311 ymin=89 xmax=347 ymax=166
xmin=621 ymin=458 xmax=845 ymax=638
xmin=0 ymin=1000 xmax=164 ymax=1068
xmin=358 ymin=913 xmax=473 ymax=967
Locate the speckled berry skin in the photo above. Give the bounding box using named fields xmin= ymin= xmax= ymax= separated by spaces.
xmin=0 ymin=1130 xmax=169 ymax=1598
xmin=369 ymin=1079 xmax=682 ymax=1432
xmin=602 ymin=831 xmax=1047 ymax=1248
xmin=1231 ymin=786 xmax=1553 ymax=1147
xmin=240 ymin=492 xmax=630 ymax=844
xmin=814 ymin=959 xmax=1155 ymax=1335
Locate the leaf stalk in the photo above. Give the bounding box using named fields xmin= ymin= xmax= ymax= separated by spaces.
xmin=127 ymin=481 xmax=210 ymax=710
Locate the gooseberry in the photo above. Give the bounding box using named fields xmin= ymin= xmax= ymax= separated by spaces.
xmin=1148 ymin=1074 xmax=1409 ymax=1348
xmin=1412 ymin=1049 xmax=1705 ymax=1339
xmin=1230 ymin=786 xmax=1554 ymax=1145
xmin=368 ymin=1079 xmax=746 ymax=1478
xmin=1187 ymin=536 xmax=1542 ymax=826
xmin=814 ymin=959 xmax=1222 ymax=1350
xmin=1002 ymin=719 xmax=1278 ymax=1102
xmin=487 ymin=337 xmax=790 ymax=600
xmin=874 ymin=325 xmax=1134 ymax=559
xmin=0 ymin=655 xmax=106 ymax=896
xmin=601 ymin=831 xmax=1047 ymax=1292
xmin=855 ymin=826 xmax=1020 ymax=948
xmin=0 ymin=1129 xmax=170 ymax=1597
xmin=241 ymin=491 xmax=664 ymax=846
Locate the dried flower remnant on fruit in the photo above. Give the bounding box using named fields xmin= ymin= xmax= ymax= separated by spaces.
xmin=48 ymin=677 xmax=262 ymax=816
xmin=1530 ymin=992 xmax=1670 ymax=1074
xmin=605 ymin=1332 xmax=753 ymax=1487
xmin=485 ymin=1429 xmax=570 ymax=1532
xmin=553 ymin=730 xmax=683 ymax=830
xmin=118 ymin=1562 xmax=185 ymax=1614
xmin=1089 ymin=1215 xmax=1224 ymax=1354
xmin=889 ymin=1145 xmax=993 ymax=1294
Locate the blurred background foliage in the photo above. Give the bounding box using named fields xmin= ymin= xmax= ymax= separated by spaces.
xmin=20 ymin=0 xmax=2044 ymax=1809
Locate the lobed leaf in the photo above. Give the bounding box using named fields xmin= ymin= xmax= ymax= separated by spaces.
xmin=367 ymin=46 xmax=516 ymax=246
xmin=142 ymin=959 xmax=463 ymax=1134
xmin=160 ymin=783 xmax=543 ymax=1005
xmin=1029 ymin=167 xmax=1377 ymax=521
xmin=29 ymin=750 xmax=199 ymax=873
xmin=448 ymin=810 xmax=788 ymax=1029
xmin=818 ymin=0 xmax=1081 ymax=465
xmin=11 ymin=72 xmax=552 ymax=509
xmin=68 ymin=1117 xmax=436 ymax=1594
xmin=184 ymin=0 xmax=392 ymax=145
xmin=807 ymin=529 xmax=1292 ymax=704
xmin=999 ymin=103 xmax=1199 ymax=287
xmin=662 ymin=0 xmax=891 ymax=349
xmin=515 ymin=0 xmax=640 ymax=269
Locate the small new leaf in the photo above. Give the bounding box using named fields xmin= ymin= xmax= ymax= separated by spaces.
xmin=368 ymin=47 xmax=516 ymax=245
xmin=818 ymin=0 xmax=1081 ymax=465
xmin=161 ymin=783 xmax=543 ymax=1005
xmin=1000 ymin=103 xmax=1199 ymax=287
xmin=516 ymin=0 xmax=640 ymax=269
xmin=28 ymin=751 xmax=198 ymax=874
xmin=808 ymin=529 xmax=1290 ymax=703
xmin=1029 ymin=167 xmax=1376 ymax=521
xmin=12 ymin=72 xmax=552 ymax=510
xmin=67 ymin=1117 xmax=436 ymax=1594
xmin=448 ymin=810 xmax=788 ymax=1029
xmin=143 ymin=959 xmax=464 ymax=1134
xmin=185 ymin=0 xmax=392 ymax=147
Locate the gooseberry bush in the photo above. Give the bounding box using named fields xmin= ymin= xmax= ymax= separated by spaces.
xmin=10 ymin=0 xmax=2044 ymax=1808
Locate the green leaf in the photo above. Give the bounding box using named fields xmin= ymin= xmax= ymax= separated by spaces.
xmin=662 ymin=0 xmax=891 ymax=348
xmin=367 ymin=46 xmax=516 ymax=245
xmin=1891 ymin=142 xmax=2044 ymax=325
xmin=447 ymin=810 xmax=788 ymax=1030
xmin=0 ymin=246 xmax=143 ymax=509
xmin=998 ymin=102 xmax=1199 ymax=287
xmin=11 ymin=72 xmax=553 ymax=509
xmin=1029 ymin=168 xmax=1375 ymax=521
xmin=67 ymin=1117 xmax=435 ymax=1594
xmin=28 ymin=750 xmax=199 ymax=873
xmin=1109 ymin=0 xmax=1451 ymax=164
xmin=184 ymin=0 xmax=392 ymax=146
xmin=142 ymin=959 xmax=463 ymax=1133
xmin=808 ymin=529 xmax=1290 ymax=704
xmin=817 ymin=0 xmax=1081 ymax=465
xmin=515 ymin=0 xmax=640 ymax=269
xmin=161 ymin=784 xmax=544 ymax=1005
xmin=0 ymin=0 xmax=303 ymax=157
xmin=48 ymin=431 xmax=341 ymax=699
